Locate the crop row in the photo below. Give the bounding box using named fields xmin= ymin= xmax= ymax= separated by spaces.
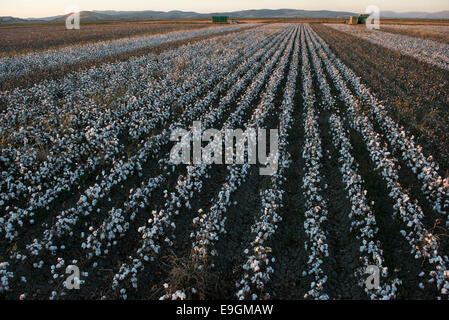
xmin=106 ymin=25 xmax=295 ymax=298
xmin=0 ymin=24 xmax=254 ymax=80
xmin=310 ymin=30 xmax=449 ymax=219
xmin=306 ymin=24 xmax=449 ymax=298
xmin=0 ymin=26 xmax=283 ymax=241
xmin=235 ymin=24 xmax=300 ymax=301
xmin=326 ymin=24 xmax=449 ymax=71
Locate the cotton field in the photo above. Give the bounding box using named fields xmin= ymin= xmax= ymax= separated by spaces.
xmin=0 ymin=22 xmax=448 ymax=301
xmin=327 ymin=24 xmax=449 ymax=71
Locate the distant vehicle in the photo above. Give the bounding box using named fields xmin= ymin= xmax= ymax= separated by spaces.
xmin=212 ymin=16 xmax=229 ymax=24
xmin=346 ymin=14 xmax=370 ymax=25
xmin=347 ymin=16 xmax=358 ymax=25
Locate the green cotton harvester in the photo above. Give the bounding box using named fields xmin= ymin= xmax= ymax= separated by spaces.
xmin=346 ymin=14 xmax=370 ymax=25
xmin=212 ymin=16 xmax=229 ymax=24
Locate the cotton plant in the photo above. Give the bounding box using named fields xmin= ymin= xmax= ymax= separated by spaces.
xmin=4 ymin=26 xmax=278 ymax=258
xmin=0 ymin=262 xmax=14 ymax=293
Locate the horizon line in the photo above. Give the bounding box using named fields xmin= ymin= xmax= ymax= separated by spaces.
xmin=6 ymin=7 xmax=448 ymax=20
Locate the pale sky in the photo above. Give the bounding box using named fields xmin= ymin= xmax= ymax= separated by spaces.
xmin=1 ymin=0 xmax=448 ymax=19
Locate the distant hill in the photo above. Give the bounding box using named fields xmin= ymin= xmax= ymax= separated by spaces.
xmin=51 ymin=11 xmax=118 ymax=23
xmin=1 ymin=9 xmax=448 ymax=25
xmin=89 ymin=9 xmax=357 ymax=20
xmin=381 ymin=10 xmax=449 ymax=19
xmin=0 ymin=16 xmax=30 ymax=24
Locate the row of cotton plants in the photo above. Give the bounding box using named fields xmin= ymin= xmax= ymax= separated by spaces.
xmin=78 ymin=26 xmax=291 ymax=257
xmin=326 ymin=24 xmax=449 ymax=71
xmin=180 ymin=27 xmax=292 ymax=131
xmin=190 ymin=25 xmax=296 ymax=274
xmin=0 ymin=37 xmax=229 ymax=227
xmin=0 ymin=26 xmax=275 ymax=137
xmin=160 ymin=25 xmax=297 ymax=300
xmin=235 ymin=26 xmax=300 ymax=300
xmin=0 ymin=27 xmax=284 ymax=244
xmin=28 ymin=27 xmax=289 ymax=254
xmin=81 ymin=27 xmax=294 ymax=261
xmin=305 ymin=27 xmax=401 ymax=299
xmin=6 ymin=35 xmax=280 ymax=298
xmin=299 ymin=28 xmax=329 ymax=300
xmin=0 ymin=24 xmax=254 ymax=80
xmin=19 ymin=26 xmax=290 ymax=299
xmin=0 ymin=27 xmax=278 ymax=223
xmin=309 ymin=28 xmax=449 ymax=218
xmin=160 ymin=26 xmax=294 ymax=272
xmin=112 ymin=27 xmax=296 ymax=299
xmin=159 ymin=26 xmax=297 ymax=301
xmin=0 ymin=27 xmax=267 ymax=181
xmin=48 ymin=25 xmax=293 ymax=300
xmin=0 ymin=26 xmax=276 ymax=192
xmin=200 ymin=29 xmax=290 ymax=129
xmin=329 ymin=113 xmax=402 ymax=299
xmin=308 ymin=25 xmax=449 ymax=298
xmin=159 ymin=27 xmax=298 ymax=301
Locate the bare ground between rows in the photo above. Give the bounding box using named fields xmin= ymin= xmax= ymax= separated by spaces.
xmin=315 ymin=110 xmax=365 ymax=299
xmin=0 ymin=26 xmax=259 ymax=91
xmin=264 ymin=59 xmax=308 ymax=299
